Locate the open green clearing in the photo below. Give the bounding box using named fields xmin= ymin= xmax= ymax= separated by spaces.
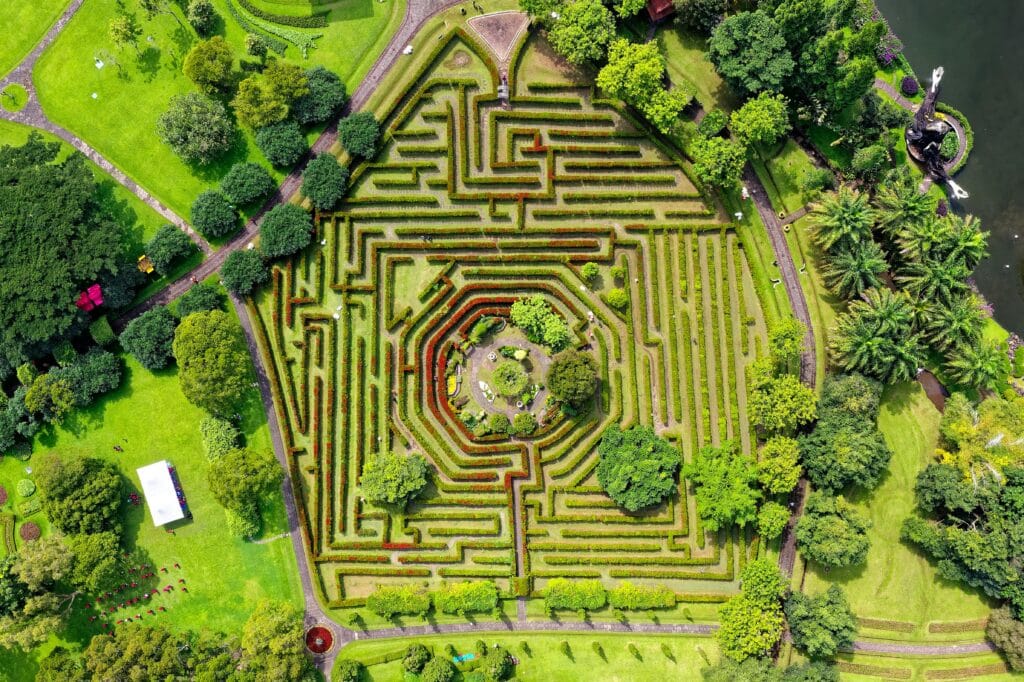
xmin=0 ymin=84 xmax=29 ymax=112
xmin=0 ymin=0 xmax=68 ymax=78
xmin=656 ymin=26 xmax=738 ymax=115
xmin=336 ymin=632 xmax=716 ymax=681
xmin=0 ymin=346 xmax=302 ymax=678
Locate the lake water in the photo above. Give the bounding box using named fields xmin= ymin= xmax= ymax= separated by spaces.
xmin=875 ymin=0 xmax=1024 ymax=333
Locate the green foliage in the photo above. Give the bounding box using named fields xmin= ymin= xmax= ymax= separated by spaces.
xmin=191 ymin=190 xmax=238 ymax=239
xmin=796 ymin=493 xmax=871 ymax=568
xmin=221 ymin=162 xmax=275 ymax=206
xmin=292 ymin=66 xmax=348 ymax=125
xmin=225 ymin=502 xmax=261 ymax=539
xmin=758 ymin=436 xmax=801 ymax=494
xmin=183 ymin=37 xmax=234 ymax=94
xmin=65 ymin=532 xmax=122 ymax=593
xmin=359 ymin=451 xmax=429 ymax=508
xmin=232 ymin=76 xmax=289 ymax=130
xmin=36 ymin=454 xmax=122 ymax=537
xmin=207 ymin=448 xmax=282 ymax=515
xmin=199 ymin=416 xmax=241 ymax=461
xmin=510 ymin=412 xmax=537 ymax=437
xmin=944 ymin=339 xmax=1010 ymax=393
xmin=673 ymin=0 xmax=725 ymax=35
xmin=403 ymin=643 xmax=432 ymax=673
xmin=420 ymin=656 xmax=456 ymax=682
xmin=549 ymin=0 xmax=616 ymax=65
xmin=16 ymin=479 xmax=35 ymax=498
xmin=186 ymin=0 xmax=217 ymax=36
xmin=221 ymin=250 xmax=269 ymax=297
xmin=256 ymin=119 xmax=308 ymax=167
xmin=119 ymin=306 xmax=177 ymax=371
xmin=716 ymin=559 xmax=785 ymax=660
xmin=157 ymin=93 xmax=236 ymax=166
xmin=334 ymin=659 xmax=364 ymax=682
xmin=510 ymin=295 xmax=571 ymax=351
xmin=768 ymin=317 xmax=806 ymax=369
xmin=172 ymin=310 xmax=250 ymax=414
xmin=433 ymin=581 xmax=498 ymax=615
xmin=607 ymin=581 xmax=675 ymax=610
xmin=596 ymin=39 xmax=690 ymax=132
xmin=691 ymin=135 xmax=746 ymax=189
xmin=339 ymin=112 xmax=381 ymax=159
xmin=708 ymin=11 xmax=794 ymax=96
xmin=607 ymin=287 xmax=629 ymax=310
xmin=147 ymin=225 xmax=196 ymax=275
xmin=748 ymin=362 xmax=817 ymax=434
xmin=939 ymin=132 xmax=959 ymax=161
xmin=828 ymin=288 xmax=924 ymax=384
xmin=259 ymin=204 xmax=313 ymax=259
xmin=492 ymin=361 xmax=529 ymax=397
xmin=0 ymin=134 xmax=124 ymax=379
xmin=757 ymin=501 xmax=790 ymax=540
xmin=580 ymin=262 xmax=599 ymax=281
xmin=730 ymin=92 xmax=791 ymax=146
xmin=697 ymin=109 xmax=727 ymax=138
xmin=821 ymin=239 xmax=888 ymax=300
xmin=24 ymin=373 xmax=74 ymax=424
xmin=177 ymin=283 xmax=226 ymax=318
xmin=544 ymin=578 xmax=607 ymax=611
xmin=684 ymin=440 xmax=760 ymax=532
xmin=108 ymin=13 xmax=142 ymax=54
xmin=241 ymin=600 xmax=313 ymax=680
xmin=479 ymin=645 xmax=514 ymax=680
xmin=986 ymin=606 xmax=1024 ymax=671
xmin=850 ymin=144 xmax=889 ymax=182
xmin=547 ymin=350 xmax=598 ymax=408
xmin=937 ymin=392 xmax=1024 ymax=478
xmin=810 ymin=185 xmax=875 ymax=254
xmin=245 ymin=33 xmax=269 ymax=60
xmin=784 ymin=585 xmax=857 ymax=660
xmin=366 ymin=584 xmax=431 ymax=619
xmin=302 ymin=154 xmax=349 ymax=211
xmin=89 ymin=317 xmax=116 ymax=347
xmin=597 ymin=425 xmax=681 ymax=512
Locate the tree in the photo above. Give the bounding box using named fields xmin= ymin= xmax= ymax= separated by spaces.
xmin=52 ymin=348 xmax=123 ymax=407
xmin=810 ymin=185 xmax=875 ymax=254
xmin=36 ymin=454 xmax=122 ymax=537
xmin=245 ymin=34 xmax=269 ymax=61
xmin=208 ymin=448 xmax=282 ymax=513
xmin=334 ymin=660 xmax=364 ymax=682
xmin=177 ymin=283 xmax=226 ymax=318
xmin=708 ymin=11 xmax=794 ymax=96
xmin=433 ymin=581 xmax=499 ymax=615
xmin=191 ymin=190 xmax=238 ymax=238
xmin=292 ymin=66 xmax=348 ymax=125
xmin=596 ymin=425 xmax=681 ymax=512
xmin=302 ymin=154 xmax=349 ymax=211
xmin=549 ymin=0 xmax=616 ymax=65
xmin=11 ymin=536 xmax=73 ymax=592
xmin=796 ymin=493 xmax=871 ymax=568
xmin=221 ymin=250 xmax=269 ymax=297
xmin=547 ymin=350 xmax=598 ymax=408
xmin=241 ymin=600 xmax=313 ymax=680
xmin=702 ymin=657 xmax=783 ymax=681
xmin=510 ymin=295 xmax=571 ymax=351
xmin=403 ymin=643 xmax=432 ymax=673
xmin=83 ymin=625 xmax=186 ymax=678
xmin=420 ymin=657 xmax=456 ymax=682
xmin=140 ymin=0 xmax=185 ymax=28
xmin=231 ymin=76 xmax=289 ymax=129
xmin=944 ymin=339 xmax=1010 ymax=393
xmin=768 ymin=316 xmax=806 ymax=369
xmin=851 ymin=144 xmax=889 ymax=182
xmin=259 ymin=204 xmax=313 ymax=259
xmin=262 ymin=61 xmax=308 ymax=102
xmin=36 ymin=647 xmax=87 ymax=682
xmin=800 ymin=421 xmax=891 ymax=492
xmin=596 ymin=39 xmax=689 ymax=133
xmin=24 ymin=374 xmax=74 ymax=424
xmin=120 ymin=306 xmax=177 ymax=370
xmin=758 ymin=501 xmax=790 ymax=540
xmin=783 ymin=662 xmax=839 ymax=682
xmin=186 ymin=0 xmax=217 ymax=36
xmin=897 ymin=254 xmax=970 ymax=308
xmin=923 ymin=294 xmax=984 ymax=353
xmin=785 ymin=585 xmax=857 ymax=659
xmin=360 ymin=451 xmax=429 ymax=508
xmin=874 ymin=170 xmax=935 ymax=237
xmin=828 ymin=288 xmax=924 ymax=384
xmin=256 ymin=119 xmax=307 ymax=167
xmin=366 ymin=584 xmax=431 ymax=619
xmin=511 ymin=412 xmax=537 ymax=436
xmin=748 ymin=370 xmax=817 ymax=434
xmin=580 ymin=262 xmax=599 ymax=281
xmin=221 ymin=162 xmax=275 ymax=206
xmin=758 ymin=436 xmax=801 ymax=494
xmin=65 ymin=532 xmax=123 ymax=593
xmin=716 ymin=559 xmax=786 ymax=660
xmin=673 ymin=0 xmax=725 ymax=35
xmin=146 ymin=225 xmax=196 ymax=275
xmin=913 ymin=463 xmax=976 ymax=517
xmin=108 ymin=14 xmax=142 ymax=55
xmin=987 ymin=607 xmax=1024 ymax=671
xmin=339 ymin=112 xmax=381 ymax=159
xmin=691 ymin=135 xmax=746 ymax=189
xmin=183 ymin=37 xmax=234 ymax=94
xmin=0 ymin=135 xmax=124 ymax=378
xmin=172 ymin=310 xmax=250 ymax=413
xmin=821 ymin=239 xmax=888 ymax=300
xmin=730 ymin=92 xmax=791 ymax=146
xmin=157 ymin=93 xmax=236 ymax=166
xmin=684 ymin=440 xmax=760 ymax=532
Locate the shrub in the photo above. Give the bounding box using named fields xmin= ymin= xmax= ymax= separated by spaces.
xmin=292 ymin=66 xmax=348 ymax=125
xmin=488 ymin=413 xmax=510 ymax=434
xmin=177 ymin=283 xmax=226 ymax=318
xmin=191 ymin=190 xmax=238 ymax=238
xmin=17 ymin=479 xmax=35 ymax=498
xmin=225 ymin=502 xmax=261 ymax=538
xmin=757 ymin=501 xmax=790 ymax=540
xmin=608 ymin=582 xmax=675 ymax=610
xmin=420 ymin=657 xmax=455 ymax=682
xmin=157 ymin=93 xmax=235 ymax=166
xmin=851 ymin=144 xmax=889 ymax=182
xmin=200 ymin=416 xmax=241 ymax=461
xmin=339 ymin=112 xmax=381 ymax=158
xmin=610 ymin=264 xmax=626 ymax=280
xmin=698 ymin=109 xmax=727 ymax=137
xmin=544 ymin=578 xmax=607 ymax=611
xmin=0 ymin=486 xmax=6 ymax=505
xmin=302 ymin=154 xmax=349 ymax=211
xmin=359 ymin=452 xmax=429 ymax=508
xmin=366 ymin=584 xmax=431 ymax=619
xmin=221 ymin=250 xmax=270 ymax=297
xmin=256 ymin=120 xmax=307 ymax=167
xmin=403 ymin=643 xmax=432 ymax=673
xmin=19 ymin=522 xmax=40 ymax=542
xmin=259 ymin=204 xmax=313 ymax=259
xmin=547 ymin=350 xmax=598 ymax=408
xmin=479 ymin=645 xmax=513 ymax=680
xmin=89 ymin=317 xmax=116 ymax=346
xmin=146 ymin=225 xmax=196 ymax=275
xmin=597 ymin=425 xmax=680 ymax=512
xmin=433 ymin=581 xmax=499 ymax=615
xmin=120 ymin=306 xmax=177 ymax=370
xmin=940 ymin=132 xmax=959 ymax=160
xmin=173 ymin=310 xmax=251 ymax=414
xmin=186 ymin=0 xmax=217 ymax=36
xmin=510 ymin=295 xmax=571 ymax=350
xmin=796 ymin=493 xmax=871 ymax=568
xmin=580 ymin=262 xmax=599 ymax=281
xmin=51 ymin=349 xmax=123 ymax=407
xmin=799 ymin=167 xmax=835 ymax=194
xmin=221 ymin=162 xmax=275 ymax=206
xmin=900 ymin=75 xmax=919 ymax=96
xmin=334 ymin=660 xmax=363 ymax=682
xmin=492 ymin=361 xmax=529 ymax=397
xmin=510 ymin=412 xmax=536 ymax=437
xmin=987 ymin=606 xmax=1024 ymax=671
xmin=607 ymin=287 xmax=629 ymax=310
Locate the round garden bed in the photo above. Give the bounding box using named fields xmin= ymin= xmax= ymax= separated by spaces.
xmin=305 ymin=625 xmax=334 ymax=654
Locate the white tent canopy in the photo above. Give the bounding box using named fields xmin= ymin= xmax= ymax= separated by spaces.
xmin=136 ymin=460 xmax=185 ymax=527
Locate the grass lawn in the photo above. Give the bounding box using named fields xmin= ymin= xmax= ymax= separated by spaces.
xmin=0 ymin=0 xmax=69 ymax=79
xmin=0 ymin=344 xmax=302 ymax=676
xmin=1 ymin=84 xmax=29 ymax=112
xmin=656 ymin=27 xmax=738 ymax=114
xmin=337 ymin=632 xmax=718 ymax=681
xmin=801 ymin=382 xmax=995 ymax=641
xmin=33 ymin=0 xmax=404 ymax=219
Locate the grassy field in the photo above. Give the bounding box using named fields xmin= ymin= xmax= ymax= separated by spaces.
xmin=656 ymin=26 xmax=738 ymax=114
xmin=0 ymin=343 xmax=302 ymax=677
xmin=336 ymin=632 xmax=718 ymax=681
xmin=802 ymin=382 xmax=994 ymax=641
xmin=0 ymin=0 xmax=69 ymax=79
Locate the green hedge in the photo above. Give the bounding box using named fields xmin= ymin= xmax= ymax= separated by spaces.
xmin=237 ymin=0 xmax=327 ymax=27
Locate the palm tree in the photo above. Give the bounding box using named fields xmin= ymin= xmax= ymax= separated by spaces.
xmin=821 ymin=239 xmax=889 ymax=300
xmin=897 ymin=215 xmax=952 ymax=264
xmin=922 ymin=294 xmax=985 ymax=352
xmin=944 ymin=214 xmax=989 ymax=270
xmin=851 ymin=287 xmax=916 ymax=336
xmin=945 ymin=340 xmax=1010 ymax=393
xmin=828 ymin=312 xmax=924 ymax=383
xmin=874 ymin=172 xmax=935 ymax=237
xmin=897 ymin=254 xmax=970 ymax=308
xmin=810 ymin=185 xmax=876 ymax=253
xmin=884 ymin=333 xmax=927 ymax=384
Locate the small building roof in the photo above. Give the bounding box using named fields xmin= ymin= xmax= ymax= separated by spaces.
xmin=136 ymin=460 xmax=185 ymax=527
xmin=646 ymin=0 xmax=675 ymax=22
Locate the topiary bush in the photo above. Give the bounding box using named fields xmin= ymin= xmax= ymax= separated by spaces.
xmin=339 ymin=112 xmax=381 ymax=159
xmin=580 ymin=262 xmax=599 ymax=282
xmin=491 ymin=361 xmax=529 ymax=397
xmin=547 ymin=350 xmax=598 ymax=408
xmin=146 ymin=224 xmax=196 ymax=275
xmin=191 ymin=190 xmax=238 ymax=238
xmin=302 ymin=154 xmax=349 ymax=211
xmin=607 ymin=287 xmax=629 ymax=310
xmin=221 ymin=250 xmax=270 ymax=297
xmin=200 ymin=416 xmax=241 ymax=460
xmin=510 ymin=412 xmax=537 ymax=437
xmin=900 ymin=75 xmax=919 ymax=97
xmin=403 ymin=643 xmax=432 ymax=673
xmin=256 ymin=119 xmax=307 ymax=167
xmin=120 ymin=306 xmax=177 ymax=370
xmin=176 ymin=283 xmax=226 ymax=318
xmin=292 ymin=66 xmax=348 ymax=125
xmin=488 ymin=413 xmax=510 ymax=434
xmin=259 ymin=204 xmax=313 ymax=259
xmin=221 ymin=162 xmax=276 ymax=206
xmin=16 ymin=479 xmax=35 ymax=498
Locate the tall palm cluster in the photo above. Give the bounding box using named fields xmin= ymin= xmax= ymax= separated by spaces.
xmin=810 ymin=172 xmax=1005 ymax=391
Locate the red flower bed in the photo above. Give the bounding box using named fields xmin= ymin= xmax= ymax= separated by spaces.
xmin=0 ymin=485 xmax=6 ymax=505
xmin=19 ymin=522 xmax=40 ymax=542
xmin=305 ymin=626 xmax=334 ymax=654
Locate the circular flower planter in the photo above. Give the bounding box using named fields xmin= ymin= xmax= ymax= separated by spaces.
xmin=305 ymin=625 xmax=334 ymax=654
xmin=19 ymin=522 xmax=40 ymax=542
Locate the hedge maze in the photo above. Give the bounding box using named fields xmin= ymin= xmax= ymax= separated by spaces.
xmin=251 ymin=29 xmax=770 ymax=610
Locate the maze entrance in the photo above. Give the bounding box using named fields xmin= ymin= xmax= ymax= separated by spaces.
xmin=251 ymin=25 xmax=770 ymax=610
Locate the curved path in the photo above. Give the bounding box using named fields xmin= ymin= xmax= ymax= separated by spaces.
xmin=874 ymin=78 xmax=968 ymax=173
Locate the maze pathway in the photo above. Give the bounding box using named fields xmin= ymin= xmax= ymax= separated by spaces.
xmin=250 ymin=28 xmax=770 ymax=609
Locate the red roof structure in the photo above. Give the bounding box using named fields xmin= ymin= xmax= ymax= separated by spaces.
xmin=74 ymin=284 xmax=104 ymax=312
xmin=646 ymin=0 xmax=675 ymax=22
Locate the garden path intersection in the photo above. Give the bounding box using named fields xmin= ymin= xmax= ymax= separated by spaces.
xmin=0 ymin=1 xmax=996 ymax=678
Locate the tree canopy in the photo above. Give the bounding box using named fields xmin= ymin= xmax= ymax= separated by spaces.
xmin=784 ymin=585 xmax=857 ymax=659
xmin=172 ymin=310 xmax=250 ymax=414
xmin=549 ymin=0 xmax=616 ymax=65
xmin=220 ymin=162 xmax=275 ymax=206
xmin=708 ymin=11 xmax=794 ymax=96
xmin=221 ymin=250 xmax=269 ymax=297
xmin=691 ymin=135 xmax=746 ymax=189
xmin=157 ymin=93 xmax=236 ymax=166
xmin=596 ymin=425 xmax=680 ymax=512
xmin=256 ymin=120 xmax=308 ymax=167
xmin=716 ymin=559 xmax=786 ymax=660
xmin=119 ymin=306 xmax=177 ymax=371
xmin=36 ymin=454 xmax=122 ymax=537
xmin=302 ymin=154 xmax=349 ymax=212
xmin=683 ymin=440 xmax=760 ymax=532
xmin=292 ymin=66 xmax=348 ymax=125
xmin=259 ymin=204 xmax=313 ymax=259
xmin=546 ymin=350 xmax=598 ymax=408
xmin=509 ymin=295 xmax=571 ymax=351
xmin=796 ymin=493 xmax=871 ymax=568
xmin=240 ymin=600 xmax=314 ymax=680
xmin=596 ymin=39 xmax=690 ymax=132
xmin=183 ymin=37 xmax=234 ymax=94
xmin=338 ymin=112 xmax=381 ymax=159
xmin=360 ymin=452 xmax=430 ymax=508
xmin=730 ymin=92 xmax=791 ymax=146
